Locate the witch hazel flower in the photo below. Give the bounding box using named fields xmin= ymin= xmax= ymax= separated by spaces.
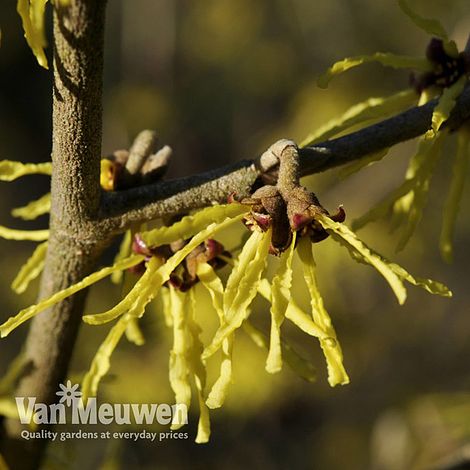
xmin=202 ymin=139 xmax=451 ymax=396
xmin=304 ymin=0 xmax=470 ymax=258
xmin=0 ymin=140 xmax=451 ymax=444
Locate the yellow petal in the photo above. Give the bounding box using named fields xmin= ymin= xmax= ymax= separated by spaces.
xmin=256 ymin=278 xmax=272 ymax=301
xmin=393 ymin=132 xmax=445 ymax=250
xmin=11 ymin=241 xmax=48 ymax=294
xmin=194 ymin=388 xmax=211 ymax=443
xmin=118 ymin=269 xmax=163 ymax=323
xmin=124 ymin=318 xmax=145 ymax=346
xmin=111 ymin=230 xmax=132 ymax=284
xmin=397 ymin=0 xmax=449 ymax=42
xmin=242 ymin=321 xmax=266 ymax=349
xmin=223 ymin=230 xmax=268 ymax=317
xmin=243 ymin=321 xmax=317 ymax=382
xmin=301 ymin=90 xmax=417 ymax=147
xmin=296 ymin=237 xmax=349 ymax=386
xmin=418 ymin=88 xmax=436 ymax=106
xmin=320 ymin=214 xmax=451 ymax=297
xmin=266 ymin=233 xmax=296 ymax=374
xmin=0 ymin=226 xmax=48 ymax=241
xmin=205 ymin=335 xmax=233 ymax=410
xmin=258 ymin=278 xmax=329 ymax=340
xmin=11 ymin=193 xmax=51 ymax=220
xmin=282 ymin=343 xmax=317 ymax=383
xmin=353 ymin=131 xmax=446 ymax=249
xmin=384 ymin=260 xmax=451 ymax=297
xmin=83 ymin=257 xmax=161 ymax=325
xmin=160 ymin=286 xmax=173 ymax=327
xmin=203 ymin=230 xmax=271 ymax=359
xmin=17 ymin=0 xmax=49 ymax=69
xmin=0 ymin=255 xmax=144 ymax=337
xmin=398 ymin=0 xmax=458 ymax=57
xmin=168 ymin=287 xmax=191 ymax=430
xmin=186 ymin=290 xmax=211 ymax=442
xmin=81 ymin=316 xmax=129 ymax=401
xmin=285 ymin=302 xmax=329 ymax=339
xmin=316 ymin=215 xmax=407 ymax=304
xmin=440 ymin=130 xmax=470 ymax=262
xmin=296 ymin=240 xmax=332 ymax=328
xmin=82 ymin=292 xmax=154 ymax=401
xmin=196 ymin=262 xmax=225 ymax=322
xmin=0 ymin=160 xmax=51 ymax=181
xmin=318 ymin=53 xmax=431 ymax=88
xmin=142 ymin=204 xmax=248 ymax=248
xmin=196 ymin=262 xmax=234 ymax=410
xmin=431 ymin=76 xmax=467 ymax=133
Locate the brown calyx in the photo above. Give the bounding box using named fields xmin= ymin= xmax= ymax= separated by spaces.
xmin=130 ymin=234 xmax=230 ymax=291
xmin=239 ymin=140 xmax=346 ymax=255
xmin=410 ymin=38 xmax=468 ymax=94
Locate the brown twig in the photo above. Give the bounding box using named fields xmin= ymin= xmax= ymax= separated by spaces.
xmin=99 ymin=82 xmax=470 ymax=233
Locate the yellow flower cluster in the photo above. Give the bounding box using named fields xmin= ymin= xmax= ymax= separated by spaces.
xmin=304 ymin=0 xmax=469 ymax=261
xmin=0 ymin=173 xmax=451 ymax=441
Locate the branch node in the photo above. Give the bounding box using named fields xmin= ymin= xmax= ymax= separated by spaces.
xmin=258 ymin=138 xmax=297 ymax=173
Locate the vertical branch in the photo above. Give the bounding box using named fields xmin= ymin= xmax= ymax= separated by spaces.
xmin=1 ymin=1 xmax=108 ymax=468
xmin=51 ymin=1 xmax=104 ymax=224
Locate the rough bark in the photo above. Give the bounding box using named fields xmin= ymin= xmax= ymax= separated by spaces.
xmin=1 ymin=1 xmax=108 ymax=468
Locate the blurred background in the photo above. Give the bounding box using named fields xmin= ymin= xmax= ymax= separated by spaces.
xmin=1 ymin=0 xmax=470 ymax=469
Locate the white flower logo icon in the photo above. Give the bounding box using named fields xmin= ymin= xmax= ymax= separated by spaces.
xmin=56 ymin=380 xmax=82 ymax=406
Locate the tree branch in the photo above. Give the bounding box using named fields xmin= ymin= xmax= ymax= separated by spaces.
xmin=1 ymin=2 xmax=108 ymax=468
xmin=99 ymin=82 xmax=470 ymax=233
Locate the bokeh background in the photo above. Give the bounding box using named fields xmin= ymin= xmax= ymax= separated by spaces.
xmin=1 ymin=0 xmax=470 ymax=469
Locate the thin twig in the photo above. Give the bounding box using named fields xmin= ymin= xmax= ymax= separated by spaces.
xmin=99 ymin=82 xmax=470 ymax=233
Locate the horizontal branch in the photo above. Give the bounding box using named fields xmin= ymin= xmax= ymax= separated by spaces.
xmin=299 ymin=83 xmax=470 ymax=175
xmin=99 ymin=82 xmax=470 ymax=234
